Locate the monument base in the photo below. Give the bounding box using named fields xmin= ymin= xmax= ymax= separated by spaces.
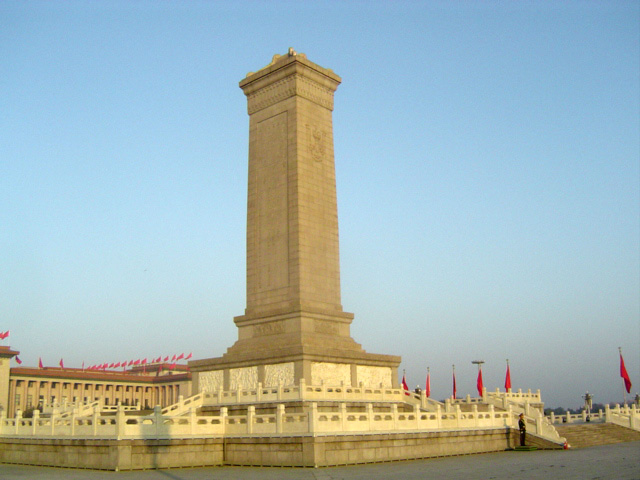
xmin=190 ymin=308 xmax=401 ymax=393
xmin=0 ymin=428 xmax=561 ymax=470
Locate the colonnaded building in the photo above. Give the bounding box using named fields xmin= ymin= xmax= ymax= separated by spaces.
xmin=0 ymin=346 xmax=191 ymax=417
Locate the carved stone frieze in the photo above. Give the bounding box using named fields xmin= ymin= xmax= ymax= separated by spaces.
xmin=311 ymin=362 xmax=351 ymax=386
xmin=264 ymin=362 xmax=295 ymax=387
xmin=230 ymin=366 xmax=258 ymax=390
xmin=198 ymin=370 xmax=223 ymax=393
xmin=356 ymin=365 xmax=392 ymax=388
xmin=247 ymin=74 xmax=335 ymax=115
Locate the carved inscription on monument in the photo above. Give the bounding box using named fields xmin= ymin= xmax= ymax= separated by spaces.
xmin=253 ymin=321 xmax=285 ymax=337
xmin=314 ymin=320 xmax=338 ymax=335
xmin=306 ymin=124 xmax=326 ymax=162
xmin=255 ymin=112 xmax=289 ymax=293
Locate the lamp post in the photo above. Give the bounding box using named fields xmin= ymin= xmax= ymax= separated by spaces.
xmin=583 ymin=391 xmax=593 ymax=421
xmin=472 ymin=360 xmax=485 ymax=398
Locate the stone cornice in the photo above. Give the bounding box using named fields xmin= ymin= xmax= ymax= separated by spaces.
xmin=240 ymin=51 xmax=341 ymax=114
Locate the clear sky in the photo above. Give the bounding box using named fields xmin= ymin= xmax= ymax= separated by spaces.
xmin=1 ymin=1 xmax=638 ymax=409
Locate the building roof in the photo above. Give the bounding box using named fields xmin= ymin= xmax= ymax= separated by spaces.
xmin=10 ymin=365 xmax=190 ymax=384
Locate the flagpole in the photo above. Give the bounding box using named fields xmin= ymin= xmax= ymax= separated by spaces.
xmin=620 ymin=347 xmax=627 ymax=405
xmin=452 ymin=364 xmax=456 ymax=400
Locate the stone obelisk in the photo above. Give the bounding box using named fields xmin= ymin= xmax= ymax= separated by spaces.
xmin=191 ymin=49 xmax=400 ymax=392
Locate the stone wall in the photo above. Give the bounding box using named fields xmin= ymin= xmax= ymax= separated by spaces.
xmin=0 ymin=428 xmax=562 ymax=470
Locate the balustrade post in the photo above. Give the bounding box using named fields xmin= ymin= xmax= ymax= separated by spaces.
xmin=414 ymin=403 xmax=420 ymax=429
xmin=482 ymin=387 xmax=487 ymax=402
xmin=276 ymin=404 xmax=284 ymax=434
xmin=220 ymin=407 xmax=228 ymax=435
xmin=455 ymin=405 xmax=462 ymax=428
xmin=32 ymin=409 xmax=39 ymax=435
xmin=366 ymin=403 xmax=373 ymax=432
xmin=444 ymin=398 xmax=451 ymax=413
xmin=550 ymin=412 xmax=555 ymax=424
xmin=244 ymin=405 xmax=253 ymax=435
xmin=277 ymin=382 xmax=282 ymax=401
xmin=50 ymin=411 xmax=56 ymax=435
xmin=92 ymin=406 xmax=99 ymax=436
xmin=189 ymin=407 xmax=196 ymax=436
xmin=309 ymin=402 xmax=318 ymax=433
xmin=535 ymin=413 xmax=543 ymax=435
xmin=436 ymin=404 xmax=442 ymax=429
xmin=257 ymin=382 xmax=262 ymax=402
xmin=15 ymin=410 xmax=22 ymax=435
xmin=236 ymin=387 xmax=242 ymax=403
xmin=70 ymin=411 xmax=76 ymax=436
xmin=565 ymin=410 xmax=571 ymax=424
xmin=420 ymin=390 xmax=426 ymax=410
xmin=392 ymin=403 xmax=399 ymax=430
xmin=299 ymin=378 xmax=306 ymax=401
xmin=340 ymin=402 xmax=347 ymax=431
xmin=116 ymin=404 xmax=125 ymax=439
xmin=472 ymin=405 xmax=478 ymax=427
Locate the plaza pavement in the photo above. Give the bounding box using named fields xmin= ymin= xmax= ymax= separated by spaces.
xmin=0 ymin=442 xmax=638 ymax=480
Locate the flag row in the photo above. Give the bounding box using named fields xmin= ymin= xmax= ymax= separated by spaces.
xmin=31 ymin=353 xmax=193 ymax=371
xmin=401 ymin=350 xmax=633 ymax=399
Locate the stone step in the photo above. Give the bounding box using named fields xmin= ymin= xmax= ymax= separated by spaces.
xmin=555 ymin=423 xmax=640 ymax=448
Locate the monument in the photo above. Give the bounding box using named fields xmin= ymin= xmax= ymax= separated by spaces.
xmin=191 ymin=49 xmax=401 ymax=392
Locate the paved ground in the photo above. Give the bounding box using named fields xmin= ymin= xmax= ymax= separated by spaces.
xmin=1 ymin=442 xmax=639 ymax=480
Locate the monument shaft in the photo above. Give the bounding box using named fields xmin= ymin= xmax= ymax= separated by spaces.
xmin=191 ymin=50 xmax=400 ymax=392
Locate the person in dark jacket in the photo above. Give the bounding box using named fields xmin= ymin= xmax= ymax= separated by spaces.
xmin=518 ymin=413 xmax=526 ymax=446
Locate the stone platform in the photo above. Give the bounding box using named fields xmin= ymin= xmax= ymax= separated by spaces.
xmin=0 ymin=427 xmax=563 ymax=471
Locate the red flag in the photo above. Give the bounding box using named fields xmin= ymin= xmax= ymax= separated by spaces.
xmin=620 ymin=352 xmax=632 ymax=394
xmin=133 ymin=359 xmax=140 ymax=365
xmin=169 ymin=362 xmax=176 ymax=370
xmin=164 ymin=356 xmax=169 ymax=362
xmin=505 ymin=364 xmax=512 ymax=391
xmin=141 ymin=358 xmax=147 ymax=364
xmin=177 ymin=353 xmax=185 ymax=360
xmin=15 ymin=356 xmax=22 ymax=364
xmin=185 ymin=352 xmax=192 ymax=360
xmin=171 ymin=354 xmax=177 ymax=361
xmin=425 ymin=370 xmax=431 ymax=398
xmin=401 ymin=374 xmax=410 ymax=395
xmin=38 ymin=357 xmax=44 ymax=369
xmin=452 ymin=370 xmax=457 ymax=399
xmin=114 ymin=362 xmax=121 ymax=368
xmin=0 ymin=330 xmax=9 ymax=340
xmin=476 ymin=368 xmax=484 ymax=397
xmin=59 ymin=358 xmax=64 ymax=368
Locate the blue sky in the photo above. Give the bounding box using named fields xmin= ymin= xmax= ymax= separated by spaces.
xmin=1 ymin=1 xmax=638 ymax=408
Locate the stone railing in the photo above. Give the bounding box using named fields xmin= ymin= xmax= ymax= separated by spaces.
xmin=0 ymin=402 xmax=521 ymax=440
xmin=547 ymin=404 xmax=640 ymax=431
xmin=40 ymin=400 xmax=138 ymax=418
xmin=191 ymin=381 xmax=428 ymax=409
xmin=485 ymin=388 xmax=543 ymax=411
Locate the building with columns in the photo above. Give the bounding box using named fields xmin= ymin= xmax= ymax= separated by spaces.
xmin=1 ymin=346 xmax=191 ymax=417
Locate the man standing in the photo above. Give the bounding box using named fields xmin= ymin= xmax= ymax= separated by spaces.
xmin=518 ymin=413 xmax=526 ymax=446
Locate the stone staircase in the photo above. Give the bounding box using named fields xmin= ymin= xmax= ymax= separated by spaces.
xmin=555 ymin=423 xmax=640 ymax=448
